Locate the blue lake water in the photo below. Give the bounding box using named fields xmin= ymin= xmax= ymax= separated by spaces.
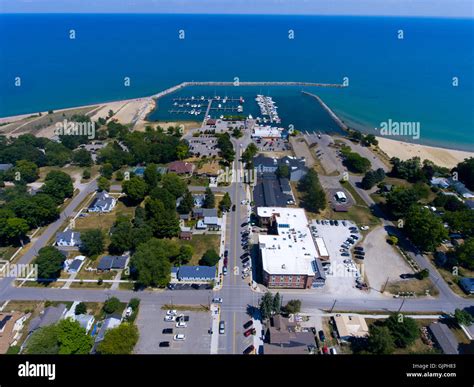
xmin=0 ymin=14 xmax=472 ymax=150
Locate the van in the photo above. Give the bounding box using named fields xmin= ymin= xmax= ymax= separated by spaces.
xmin=219 ymin=321 xmax=225 ymax=334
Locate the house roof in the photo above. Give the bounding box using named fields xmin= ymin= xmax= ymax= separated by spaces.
xmin=333 ymin=315 xmax=369 ymax=338
xmin=429 ymin=322 xmax=459 ymax=354
xmin=177 ymin=265 xmax=216 ymax=280
xmin=55 ymin=230 xmax=81 ymax=244
xmin=97 ymin=255 xmax=128 ymax=270
xmin=167 ymin=161 xmax=194 ymax=174
xmin=68 ymin=259 xmax=83 ymax=272
xmin=253 ymin=174 xmax=293 ymax=207
xmin=29 ymin=304 xmax=67 ymax=332
xmin=459 ymin=277 xmax=474 ymax=292
xmin=95 ymin=317 xmax=121 ymax=343
xmin=74 ymin=314 xmax=95 ymax=330
xmin=265 ymin=315 xmax=315 ymax=354
xmin=89 ymin=191 xmax=115 ymax=211
xmin=0 ymin=163 xmax=13 ymax=172
xmin=193 ymin=208 xmax=218 ymax=218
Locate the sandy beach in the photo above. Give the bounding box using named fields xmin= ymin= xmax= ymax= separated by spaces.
xmin=376 ymin=136 xmax=473 ymax=169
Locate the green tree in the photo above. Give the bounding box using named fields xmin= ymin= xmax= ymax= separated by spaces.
xmin=75 ymin=302 xmax=87 ymax=315
xmin=42 ymin=170 xmax=74 ymax=203
xmin=144 ymin=198 xmax=180 ymax=238
xmin=35 ymin=246 xmax=65 ymax=280
xmin=219 ymin=192 xmax=232 ymax=212
xmin=385 ymin=313 xmax=419 ymax=348
xmin=367 ymin=325 xmax=394 ymax=354
xmin=0 ymin=217 xmax=29 ymax=245
xmin=177 ymin=190 xmax=194 ymax=214
xmin=103 ymin=297 xmax=121 ymax=314
xmin=56 ymin=319 xmax=93 ymax=354
xmin=161 ymin=173 xmax=186 ymax=198
xmin=122 ymin=176 xmax=147 ymax=204
xmin=385 ymin=187 xmax=420 ymax=219
xmin=144 ymin=163 xmax=159 ymax=190
xmin=276 ymin=164 xmax=290 ymax=179
xmin=149 ymin=187 xmax=176 ymax=210
xmin=454 ymin=157 xmax=474 ymax=190
xmin=241 ymin=143 xmax=258 ymax=165
xmin=176 ymin=244 xmax=193 ymax=265
xmin=97 ymin=176 xmax=111 ymax=192
xmin=272 ymin=292 xmax=281 ymax=314
xmin=10 ymin=160 xmax=39 ymax=183
xmin=72 ymin=149 xmax=93 ymax=167
xmin=24 ymin=325 xmax=59 ymax=354
xmin=130 ymin=238 xmax=174 ymax=287
xmin=343 ymin=152 xmax=371 ymax=173
xmin=200 ymin=249 xmax=220 ymax=266
xmin=109 ymin=220 xmax=133 ymax=254
xmin=79 ymin=229 xmax=105 ymax=257
xmin=454 ymin=308 xmax=473 ymax=326
xmin=100 ymin=163 xmax=114 ymax=179
xmin=455 ymin=237 xmax=474 ymax=270
xmin=203 ymin=187 xmax=215 ymax=209
xmin=404 ymin=206 xmax=448 ymax=251
xmin=82 ymin=169 xmax=91 ymax=180
xmin=97 ymin=323 xmax=139 ymax=354
xmin=298 ymin=170 xmax=326 ymax=213
xmin=282 ymin=299 xmax=301 ymax=315
xmin=259 ymin=292 xmax=274 ymax=320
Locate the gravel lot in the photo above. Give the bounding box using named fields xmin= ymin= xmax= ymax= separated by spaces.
xmin=361 ymin=226 xmax=413 ymax=292
xmin=135 ymin=303 xmax=212 ymax=354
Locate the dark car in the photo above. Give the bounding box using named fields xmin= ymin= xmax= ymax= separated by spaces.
xmin=177 ymin=315 xmax=190 ymax=322
xmin=243 ymin=345 xmax=255 ymax=355
xmin=244 ymin=328 xmax=256 ymax=337
xmin=242 ymin=257 xmax=250 ymax=264
xmin=224 ymin=257 xmax=228 ymax=266
xmin=355 ymin=251 xmax=365 ymax=256
xmin=354 ymin=255 xmax=365 ymax=260
xmin=350 ymin=235 xmax=359 ymax=240
xmin=354 ymin=246 xmax=364 ymax=251
xmin=243 ymin=320 xmax=253 ymax=329
xmin=224 ymin=250 xmax=229 ymax=258
xmin=318 ymin=330 xmax=326 ymax=342
xmin=329 ymin=220 xmax=334 ymax=226
xmin=232 ymin=205 xmax=236 ymax=211
xmin=241 ymin=252 xmax=250 ymax=259
xmin=400 ymin=273 xmax=416 ymax=279
xmin=162 ymin=328 xmax=173 ymax=334
xmin=241 ymin=222 xmax=248 ymax=227
xmin=159 ymin=341 xmax=170 ymax=347
xmin=334 ymin=220 xmax=339 ymax=226
xmin=341 ymin=252 xmax=350 ymax=257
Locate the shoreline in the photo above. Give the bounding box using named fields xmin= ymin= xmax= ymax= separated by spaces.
xmin=375 ymin=136 xmax=473 ymax=169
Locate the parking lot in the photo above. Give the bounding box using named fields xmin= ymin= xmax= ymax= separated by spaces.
xmin=310 ymin=220 xmax=368 ymax=297
xmin=135 ymin=303 xmax=212 ymax=354
xmin=254 ymin=138 xmax=290 ymax=152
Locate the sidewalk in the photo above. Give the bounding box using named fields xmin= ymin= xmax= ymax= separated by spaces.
xmin=210 ymin=304 xmax=220 ymax=354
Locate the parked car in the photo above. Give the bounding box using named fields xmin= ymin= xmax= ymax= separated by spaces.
xmin=355 ymin=251 xmax=365 ymax=256
xmin=322 ymin=345 xmax=329 ymax=354
xmin=177 ymin=315 xmax=189 ymax=322
xmin=354 ymin=255 xmax=365 ymax=260
xmin=223 ymin=266 xmax=228 ymax=275
xmin=243 ymin=345 xmax=255 ymax=355
xmin=400 ymin=273 xmax=416 ymax=279
xmin=318 ymin=330 xmax=326 ymax=342
xmin=350 ymin=235 xmax=359 ymax=240
xmin=334 ymin=220 xmax=339 ymax=226
xmin=330 ymin=347 xmax=337 ymax=355
xmin=219 ymin=321 xmax=225 ymax=334
xmin=166 ymin=310 xmax=177 ymax=316
xmin=176 ymin=321 xmax=187 ymax=328
xmin=224 ymin=250 xmax=229 ymax=258
xmin=242 ymin=261 xmax=251 ymax=268
xmin=360 ymin=226 xmax=369 ymax=230
xmin=329 ymin=220 xmax=334 ymax=226
xmin=342 ymin=221 xmax=347 ymax=226
xmin=159 ymin=341 xmax=170 ymax=347
xmin=354 ymin=246 xmax=364 ymax=251
xmin=164 ymin=315 xmax=176 ymax=322
xmin=242 ymin=257 xmax=250 ymax=264
xmin=241 ymin=252 xmax=250 ymax=259
xmin=162 ymin=328 xmax=173 ymax=334
xmin=173 ymin=334 xmax=185 ymax=341
xmin=341 ymin=252 xmax=350 ymax=257
xmin=232 ymin=205 xmax=236 ymax=211
xmin=243 ymin=320 xmax=253 ymax=329
xmin=244 ymin=328 xmax=256 ymax=337
xmin=212 ymin=297 xmax=223 ymax=304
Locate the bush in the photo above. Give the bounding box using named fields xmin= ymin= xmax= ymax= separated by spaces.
xmin=103 ymin=297 xmax=121 ymax=314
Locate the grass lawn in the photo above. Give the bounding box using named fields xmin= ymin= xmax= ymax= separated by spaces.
xmin=187 ymin=175 xmax=209 ymax=187
xmin=386 ymin=277 xmax=439 ymax=297
xmin=161 ymin=304 xmax=209 ymax=312
xmin=69 ymin=280 xmax=112 ymax=289
xmin=74 ymin=200 xmax=135 ymax=232
xmin=0 ymin=246 xmax=17 ymax=261
xmin=174 ymin=233 xmax=221 ymax=266
xmin=428 ymin=258 xmax=474 ymax=299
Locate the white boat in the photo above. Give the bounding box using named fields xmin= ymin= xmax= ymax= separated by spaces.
xmin=173 ymin=102 xmax=178 ymax=106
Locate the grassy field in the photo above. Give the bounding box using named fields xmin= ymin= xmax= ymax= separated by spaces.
xmin=74 ymin=199 xmax=134 ymax=232
xmin=161 ymin=304 xmax=209 ymax=312
xmin=386 ymin=277 xmax=439 ymax=297
xmin=428 ymin=258 xmax=474 ymax=299
xmin=174 ymin=233 xmax=221 ymax=266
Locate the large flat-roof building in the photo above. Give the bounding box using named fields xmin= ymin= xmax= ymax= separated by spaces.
xmin=257 ymin=207 xmax=326 ymax=289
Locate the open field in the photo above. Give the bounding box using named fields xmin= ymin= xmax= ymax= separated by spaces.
xmin=74 ymin=199 xmax=134 ymax=232
xmin=386 ymin=277 xmax=439 ymax=297
xmin=174 ymin=234 xmax=221 ymax=266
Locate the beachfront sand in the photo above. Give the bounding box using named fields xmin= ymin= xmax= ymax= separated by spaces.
xmin=376 ymin=136 xmax=474 ymax=169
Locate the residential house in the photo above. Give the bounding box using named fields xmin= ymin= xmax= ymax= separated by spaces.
xmin=92 ymin=316 xmax=122 ymax=353
xmin=174 ymin=266 xmax=216 ymax=282
xmin=264 ymin=315 xmax=316 ymax=354
xmin=333 ymin=314 xmax=369 ymax=342
xmin=97 ymin=255 xmax=128 ymax=271
xmin=74 ymin=314 xmax=95 ymax=333
xmin=430 ymin=177 xmax=450 ymax=189
xmin=65 ymin=256 xmax=86 ymax=273
xmin=0 ymin=312 xmax=27 ymax=353
xmin=88 ymin=191 xmax=117 ymax=213
xmin=55 ymin=230 xmax=81 ymax=247
xmin=167 ymin=161 xmax=195 ymax=175
xmin=192 ymin=207 xmax=218 ymax=219
xmin=459 ymin=277 xmax=474 ymax=294
xmin=28 ymin=304 xmax=67 ymax=333
xmin=0 ymin=163 xmax=13 ymax=173
xmin=429 ymin=322 xmax=459 ymax=354
xmin=179 ymin=226 xmax=193 ymax=240
xmin=450 ymin=179 xmax=474 ymax=199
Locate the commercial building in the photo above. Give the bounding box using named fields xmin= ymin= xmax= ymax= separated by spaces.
xmin=253 ymin=155 xmax=307 ymax=181
xmin=172 ymin=265 xmax=216 ymax=282
xmin=253 ymin=174 xmax=294 ymax=208
xmin=264 ymin=315 xmax=316 ymax=354
xmin=257 ymin=207 xmax=326 ymax=289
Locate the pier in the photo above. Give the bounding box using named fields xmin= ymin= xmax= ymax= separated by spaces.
xmin=301 ymin=90 xmax=349 ymax=131
xmin=151 ymin=81 xmax=346 ymax=100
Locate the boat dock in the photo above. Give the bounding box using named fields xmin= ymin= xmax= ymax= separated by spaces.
xmin=301 ymin=91 xmax=349 ymax=131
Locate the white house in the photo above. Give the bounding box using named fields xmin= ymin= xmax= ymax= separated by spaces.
xmin=55 ymin=230 xmax=81 ymax=247
xmin=88 ymin=191 xmax=117 ymax=213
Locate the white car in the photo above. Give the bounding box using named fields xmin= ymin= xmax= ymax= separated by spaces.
xmin=164 ymin=315 xmax=176 ymax=322
xmin=212 ymin=297 xmax=223 ymax=304
xmin=166 ymin=310 xmax=177 ymax=316
xmin=173 ymin=334 xmax=186 ymax=341
xmin=360 ymin=226 xmax=369 ymax=231
xmin=176 ymin=321 xmax=187 ymax=328
xmin=125 ymin=307 xmax=133 ymax=317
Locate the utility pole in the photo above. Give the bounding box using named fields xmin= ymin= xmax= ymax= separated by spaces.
xmin=330 ymin=299 xmax=337 ymax=313
xmin=397 ymin=298 xmax=406 ymax=313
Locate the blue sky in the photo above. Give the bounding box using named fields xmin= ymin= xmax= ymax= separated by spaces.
xmin=0 ymin=0 xmax=473 ymax=17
